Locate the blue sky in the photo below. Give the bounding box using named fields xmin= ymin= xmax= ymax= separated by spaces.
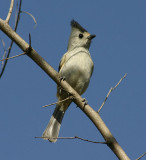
xmin=0 ymin=0 xmax=146 ymax=159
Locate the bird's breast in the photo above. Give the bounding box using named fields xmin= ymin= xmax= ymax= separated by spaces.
xmin=59 ymin=51 xmax=93 ymax=95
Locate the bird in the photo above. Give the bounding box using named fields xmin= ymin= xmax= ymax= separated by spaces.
xmin=42 ymin=20 xmax=96 ymax=142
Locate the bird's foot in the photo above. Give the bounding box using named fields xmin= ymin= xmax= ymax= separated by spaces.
xmin=76 ymin=98 xmax=88 ymax=108
xmin=59 ymin=76 xmax=66 ymax=82
xmin=82 ymin=98 xmax=88 ymax=107
xmin=58 ymin=76 xmax=66 ymax=94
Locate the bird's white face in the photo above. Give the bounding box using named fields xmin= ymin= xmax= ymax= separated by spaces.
xmin=67 ymin=28 xmax=93 ymax=51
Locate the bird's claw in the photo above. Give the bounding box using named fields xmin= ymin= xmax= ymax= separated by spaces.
xmin=59 ymin=76 xmax=66 ymax=94
xmin=82 ymin=98 xmax=88 ymax=106
xmin=59 ymin=76 xmax=66 ymax=82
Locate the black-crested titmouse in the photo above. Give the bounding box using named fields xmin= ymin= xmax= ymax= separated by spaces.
xmin=42 ymin=20 xmax=96 ymax=142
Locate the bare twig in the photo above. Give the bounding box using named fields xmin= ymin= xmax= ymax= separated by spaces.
xmin=42 ymin=96 xmax=73 ymax=108
xmin=21 ymin=11 xmax=37 ymax=26
xmin=0 ymin=38 xmax=7 ymax=68
xmin=0 ymin=34 xmax=31 ymax=62
xmin=98 ymin=73 xmax=127 ymax=113
xmin=5 ymin=0 xmax=14 ymax=23
xmin=0 ymin=37 xmax=6 ymax=50
xmin=29 ymin=33 xmax=32 ymax=48
xmin=14 ymin=0 xmax=22 ymax=30
xmin=14 ymin=0 xmax=18 ymax=26
xmin=0 ymin=0 xmax=22 ymax=78
xmin=1 ymin=50 xmax=7 ymax=68
xmin=0 ymin=52 xmax=26 ymax=61
xmin=35 ymin=136 xmax=106 ymax=144
xmin=136 ymin=152 xmax=146 ymax=160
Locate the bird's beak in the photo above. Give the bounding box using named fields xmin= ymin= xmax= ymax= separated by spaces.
xmin=87 ymin=34 xmax=96 ymax=40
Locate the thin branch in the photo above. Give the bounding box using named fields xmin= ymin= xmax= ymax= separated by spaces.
xmin=0 ymin=0 xmax=22 ymax=78
xmin=0 ymin=52 xmax=26 ymax=61
xmin=1 ymin=51 xmax=7 ymax=68
xmin=113 ymin=73 xmax=127 ymax=90
xmin=35 ymin=136 xmax=106 ymax=144
xmin=29 ymin=33 xmax=32 ymax=48
xmin=5 ymin=0 xmax=14 ymax=23
xmin=136 ymin=152 xmax=146 ymax=160
xmin=0 ymin=38 xmax=7 ymax=68
xmin=0 ymin=37 xmax=6 ymax=50
xmin=15 ymin=0 xmax=19 ymax=26
xmin=42 ymin=96 xmax=74 ymax=108
xmin=21 ymin=11 xmax=37 ymax=26
xmin=14 ymin=0 xmax=22 ymax=30
xmin=97 ymin=73 xmax=127 ymax=113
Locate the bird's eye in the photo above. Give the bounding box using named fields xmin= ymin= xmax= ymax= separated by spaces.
xmin=79 ymin=34 xmax=83 ymax=39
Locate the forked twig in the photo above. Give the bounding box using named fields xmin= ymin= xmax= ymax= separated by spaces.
xmin=136 ymin=152 xmax=146 ymax=160
xmin=0 ymin=33 xmax=31 ymax=62
xmin=35 ymin=136 xmax=106 ymax=144
xmin=0 ymin=0 xmax=22 ymax=78
xmin=42 ymin=96 xmax=74 ymax=108
xmin=5 ymin=0 xmax=14 ymax=23
xmin=1 ymin=1 xmax=37 ymax=78
xmin=98 ymin=73 xmax=127 ymax=113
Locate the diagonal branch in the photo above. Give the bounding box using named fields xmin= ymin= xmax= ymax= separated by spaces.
xmin=0 ymin=52 xmax=26 ymax=61
xmin=136 ymin=152 xmax=146 ymax=160
xmin=98 ymin=73 xmax=127 ymax=113
xmin=0 ymin=19 xmax=130 ymax=160
xmin=5 ymin=0 xmax=14 ymax=23
xmin=42 ymin=96 xmax=73 ymax=108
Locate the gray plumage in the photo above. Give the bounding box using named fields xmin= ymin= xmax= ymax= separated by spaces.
xmin=42 ymin=20 xmax=95 ymax=142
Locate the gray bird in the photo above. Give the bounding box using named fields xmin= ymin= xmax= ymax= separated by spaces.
xmin=42 ymin=20 xmax=96 ymax=142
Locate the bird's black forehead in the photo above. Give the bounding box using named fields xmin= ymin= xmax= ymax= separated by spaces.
xmin=71 ymin=20 xmax=87 ymax=33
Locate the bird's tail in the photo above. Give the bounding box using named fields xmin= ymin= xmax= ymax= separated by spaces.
xmin=42 ymin=104 xmax=65 ymax=142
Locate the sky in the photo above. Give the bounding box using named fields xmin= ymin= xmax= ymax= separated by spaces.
xmin=0 ymin=0 xmax=146 ymax=160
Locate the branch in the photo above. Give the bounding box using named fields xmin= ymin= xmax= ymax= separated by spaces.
xmin=0 ymin=37 xmax=6 ymax=50
xmin=42 ymin=96 xmax=73 ymax=108
xmin=5 ymin=0 xmax=14 ymax=23
xmin=136 ymin=152 xmax=146 ymax=160
xmin=0 ymin=19 xmax=130 ymax=160
xmin=14 ymin=0 xmax=22 ymax=30
xmin=35 ymin=136 xmax=106 ymax=144
xmin=0 ymin=52 xmax=25 ymax=61
xmin=21 ymin=11 xmax=37 ymax=26
xmin=0 ymin=0 xmax=22 ymax=78
xmin=98 ymin=73 xmax=127 ymax=113
xmin=0 ymin=37 xmax=7 ymax=68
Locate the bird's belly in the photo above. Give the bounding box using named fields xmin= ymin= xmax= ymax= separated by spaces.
xmin=60 ymin=53 xmax=93 ymax=95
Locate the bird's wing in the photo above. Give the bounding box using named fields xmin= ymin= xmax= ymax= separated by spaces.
xmin=58 ymin=53 xmax=67 ymax=72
